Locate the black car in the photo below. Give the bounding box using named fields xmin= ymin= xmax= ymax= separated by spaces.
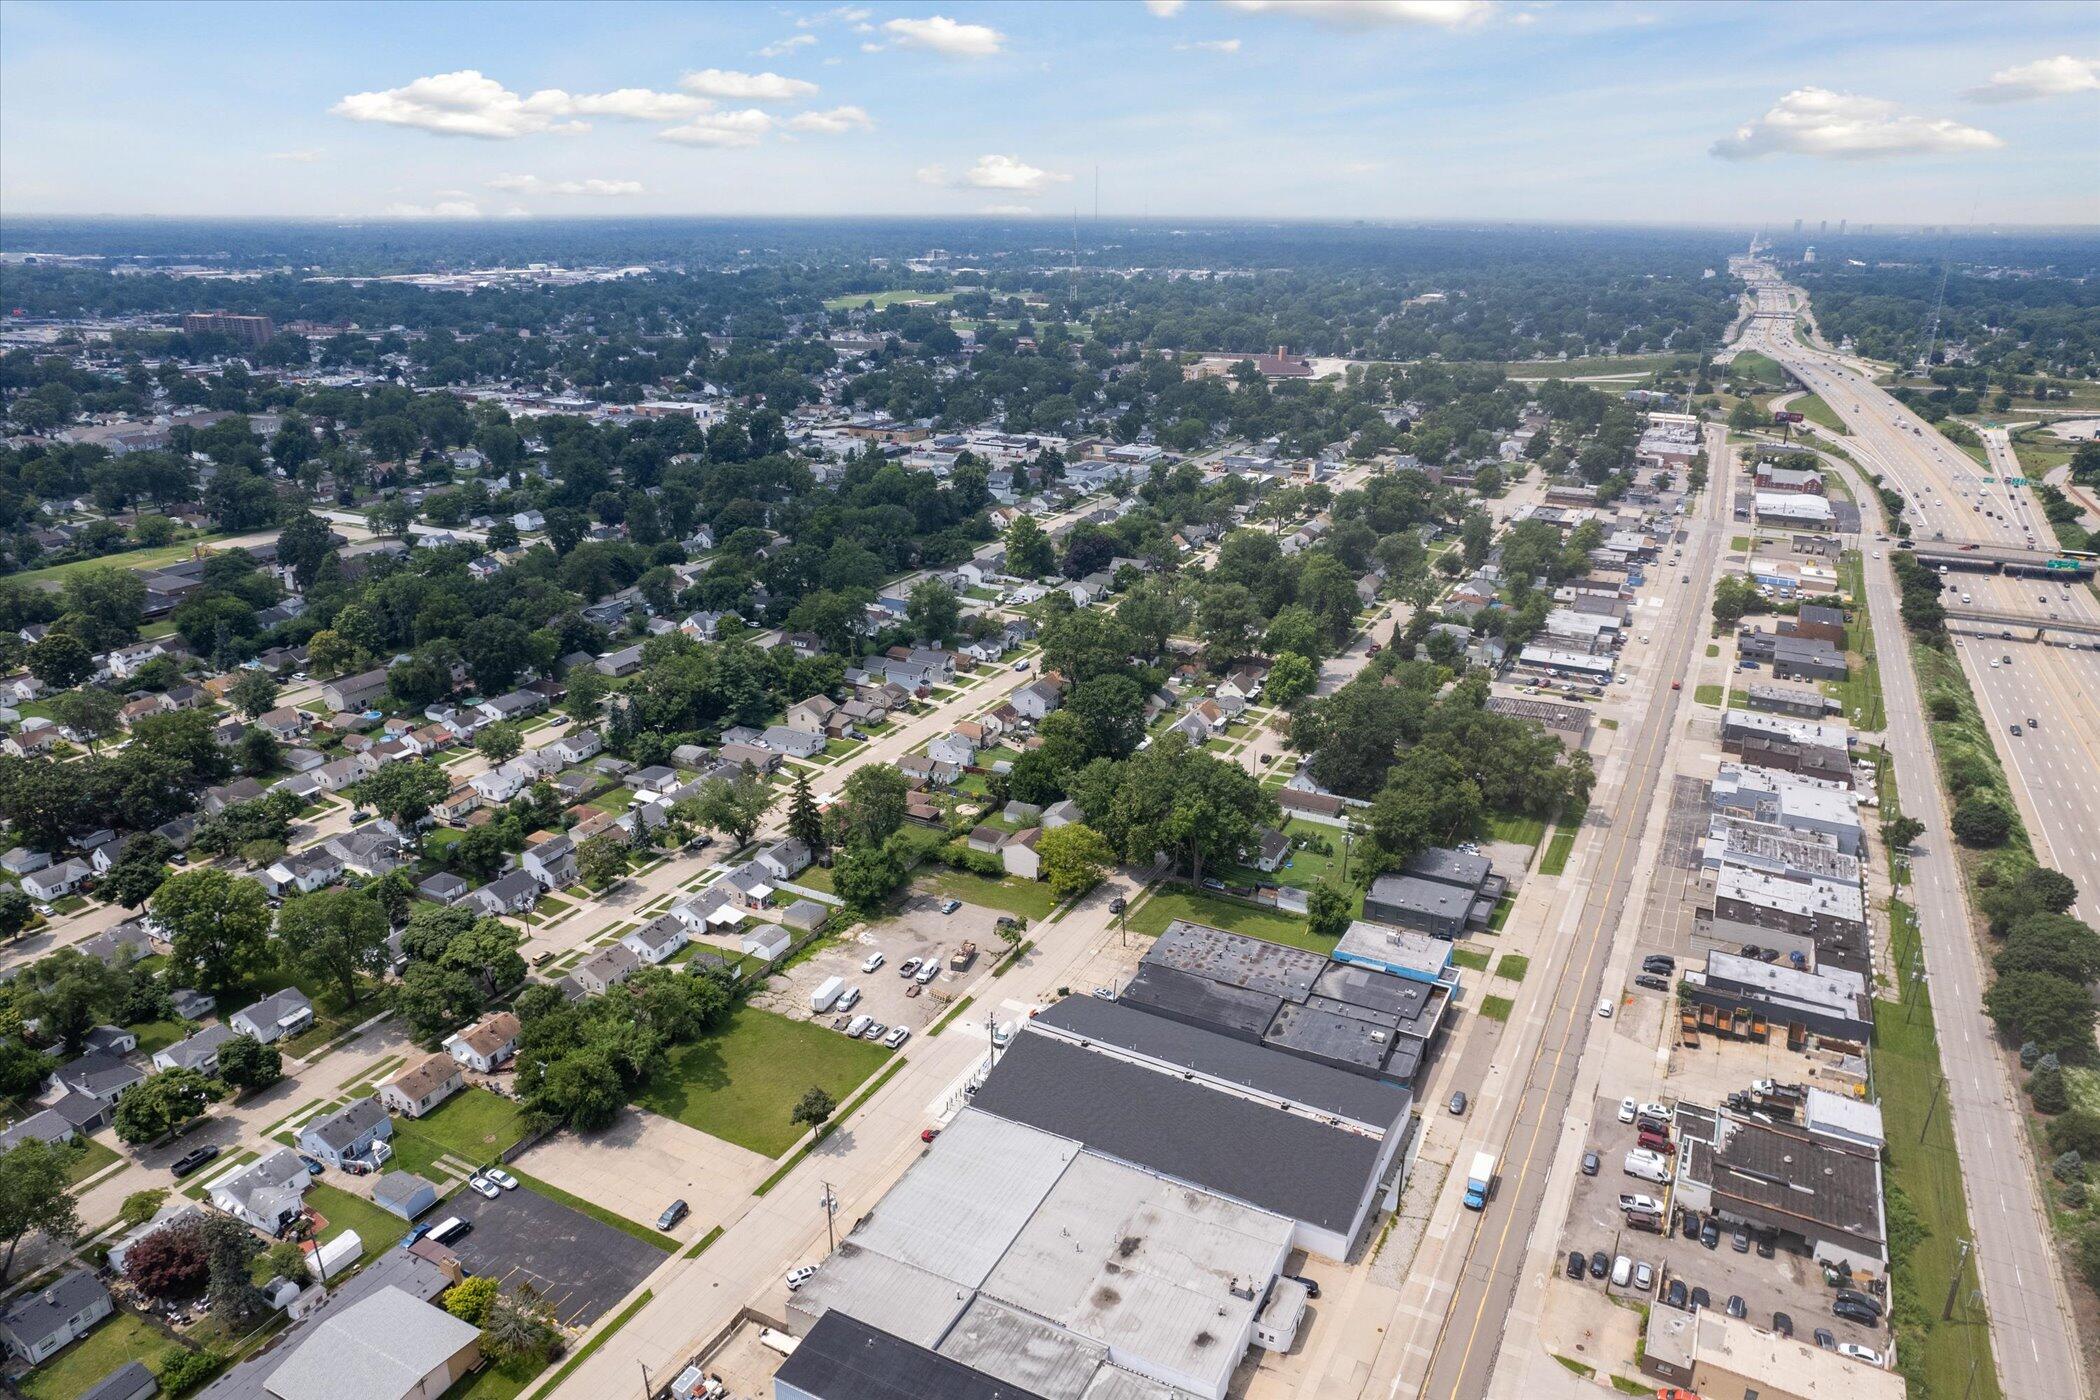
xmin=1679 ymin=1210 xmax=1700 ymax=1239
xmin=1756 ymin=1230 xmax=1777 ymax=1259
xmin=1727 ymin=1295 xmax=1746 ymax=1319
xmin=1448 ymin=1091 xmax=1467 ymax=1116
xmin=1814 ymin=1328 xmax=1837 ymax=1350
xmin=1690 ymin=1286 xmax=1711 ymax=1312
xmin=1773 ymin=1311 xmax=1794 ymax=1339
xmin=1834 ymin=1298 xmax=1882 ymax=1327
xmin=656 ymin=1199 xmax=689 ymax=1231
xmin=1739 ymin=944 xmax=1763 ymax=959
xmin=1634 ymin=974 xmax=1670 ymax=992
xmin=1642 ymin=954 xmax=1677 ymax=972
xmin=1589 ymin=1251 xmax=1609 ymax=1280
xmin=1758 ymin=947 xmax=1780 ymax=962
xmin=1581 ymin=1151 xmax=1599 ymax=1176
xmin=1836 ymin=1288 xmax=1883 ymax=1318
xmin=1666 ymin=1278 xmax=1688 ymax=1309
xmin=1567 ymin=1250 xmax=1587 ymax=1279
xmin=170 ymin=1145 xmax=220 ymax=1178
xmin=1285 ymin=1274 xmax=1321 ymax=1300
xmin=1700 ymin=1218 xmax=1720 ymax=1249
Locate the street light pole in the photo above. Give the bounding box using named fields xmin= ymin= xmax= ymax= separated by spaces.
xmin=820 ymin=1181 xmax=839 ymax=1253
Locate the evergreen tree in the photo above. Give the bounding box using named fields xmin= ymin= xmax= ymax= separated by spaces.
xmin=787 ymin=772 xmax=827 ymax=856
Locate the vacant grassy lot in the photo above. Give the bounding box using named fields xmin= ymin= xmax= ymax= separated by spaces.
xmin=634 ymin=1006 xmax=889 ymax=1157
xmin=821 ymin=289 xmax=958 ymax=311
xmin=12 ymin=533 xmax=233 ymax=589
xmin=20 ymin=1312 xmax=185 ymax=1400
xmin=304 ymin=1181 xmax=403 ymax=1268
xmin=1126 ymin=887 xmax=1328 ymax=952
xmin=388 ymin=1088 xmax=529 ymax=1177
xmin=926 ymin=867 xmax=1060 ymax=921
xmin=1795 ymin=393 xmax=1848 ymax=435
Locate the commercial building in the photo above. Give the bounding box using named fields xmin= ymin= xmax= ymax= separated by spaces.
xmin=1735 ymin=630 xmax=1848 ymax=682
xmin=182 ymin=312 xmax=277 ymax=346
xmin=258 ymin=1284 xmax=480 ymax=1400
xmin=1641 ymin=1308 xmax=1904 ymax=1400
xmin=1744 ymin=681 xmax=1839 ymax=719
xmin=775 ymin=1311 xmax=1044 ymax=1400
xmin=1681 ymin=951 xmax=1872 ymax=1046
xmin=1708 ymin=863 xmax=1870 ymax=976
xmin=1701 ymin=816 xmax=1860 ymax=888
xmin=1709 ymin=765 xmax=1862 ymax=855
xmin=1672 ymin=1103 xmax=1887 ymax=1273
xmin=1120 ymin=920 xmax=1450 ymax=1086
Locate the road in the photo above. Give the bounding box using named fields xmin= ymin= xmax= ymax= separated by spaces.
xmin=1394 ymin=427 xmax=1731 ymax=1398
xmin=1739 ymin=271 xmax=2090 ymax=1399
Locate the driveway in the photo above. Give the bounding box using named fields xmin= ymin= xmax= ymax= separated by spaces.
xmin=440 ymin=1179 xmax=671 ymax=1327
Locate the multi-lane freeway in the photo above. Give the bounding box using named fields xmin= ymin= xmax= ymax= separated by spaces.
xmin=1738 ymin=271 xmax=2091 ymax=1399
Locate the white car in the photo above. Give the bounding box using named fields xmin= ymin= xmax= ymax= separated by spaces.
xmin=1618 ymin=1192 xmax=1664 ymax=1215
xmin=1618 ymin=1097 xmax=1637 ymax=1123
xmin=468 ymin=1175 xmax=501 ymax=1199
xmin=482 ymin=1167 xmax=518 ymax=1191
xmin=861 ymin=951 xmax=885 ymax=973
xmin=1611 ymin=1254 xmax=1632 ymax=1287
xmin=1597 ymin=998 xmax=1614 ymax=1019
xmin=786 ymin=1266 xmax=818 ymax=1291
xmin=884 ymin=1025 xmax=911 ymax=1049
xmin=1837 ymin=1343 xmax=1885 ymax=1368
xmin=1639 ymin=1101 xmax=1669 ymax=1121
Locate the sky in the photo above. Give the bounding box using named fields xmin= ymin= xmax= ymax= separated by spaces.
xmin=2 ymin=0 xmax=2096 ymax=227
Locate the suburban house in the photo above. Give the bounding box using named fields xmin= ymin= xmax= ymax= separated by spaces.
xmin=377 ymin=1054 xmax=464 ymax=1120
xmin=153 ymin=1023 xmax=237 ymax=1074
xmin=575 ymin=944 xmax=641 ymax=996
xmin=761 ymin=725 xmax=826 ymax=759
xmin=928 ymin=731 xmax=977 ymax=768
xmin=521 ymin=834 xmax=577 ymax=889
xmin=416 ymin=872 xmax=470 ymax=906
xmin=469 ymin=759 xmax=537 ymax=805
xmin=210 ymin=1148 xmax=313 ymax=1233
xmin=435 ymin=787 xmax=480 ymax=823
xmin=620 ymin=914 xmax=690 ymax=966
xmin=321 ymin=668 xmax=389 ymax=713
xmin=47 ymin=1053 xmax=145 ymax=1107
xmin=373 ymin=1171 xmax=441 ymax=1223
xmin=297 ymin=1096 xmax=394 ymax=1169
xmin=0 ymin=1269 xmax=112 ymax=1365
xmin=1003 ymin=827 xmax=1043 ymax=881
xmin=897 ymin=754 xmax=962 ymax=788
xmin=785 ymin=696 xmax=838 ymax=732
xmin=22 ymin=858 xmax=89 ymax=904
xmin=229 ymin=989 xmax=315 ymax=1044
xmin=544 ymin=730 xmax=602 ymax=766
xmin=595 ymin=644 xmax=646 ymax=677
xmin=263 ymin=847 xmax=346 ymax=898
xmin=314 ymin=755 xmax=376 ymax=795
xmin=1012 ymin=680 xmax=1062 ymax=721
xmin=258 ymin=707 xmax=311 ymax=743
xmin=1248 ymin=827 xmax=1291 ymax=873
xmin=755 ymin=839 xmax=813 ymax=882
xmin=467 ymin=870 xmax=542 ymax=918
xmin=443 ymin=1012 xmax=522 ymax=1074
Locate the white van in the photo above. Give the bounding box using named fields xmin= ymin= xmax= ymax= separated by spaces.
xmin=1623 ymin=1150 xmax=1672 ymax=1184
xmin=430 ymin=1216 xmax=471 ymax=1245
xmin=836 ymin=986 xmax=862 ymax=1012
xmin=845 ymin=1014 xmax=872 ymax=1038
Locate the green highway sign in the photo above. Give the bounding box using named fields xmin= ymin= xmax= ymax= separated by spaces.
xmin=2006 ymin=476 xmax=2028 ymax=486
xmin=1982 ymin=476 xmax=1996 ymax=483
xmin=2045 ymin=558 xmax=2078 ymax=571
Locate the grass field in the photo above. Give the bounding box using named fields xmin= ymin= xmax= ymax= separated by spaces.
xmin=1494 ymin=954 xmax=1529 ymax=982
xmin=20 ymin=1312 xmax=186 ymax=1400
xmin=1126 ymin=887 xmax=1327 ymax=952
xmin=1479 ymin=810 xmax=1547 ymax=849
xmin=125 ymin=1018 xmax=193 ymax=1055
xmin=65 ymin=1136 xmax=120 ymax=1185
xmin=1538 ymin=797 xmax=1589 ymax=877
xmin=387 ymin=1087 xmax=529 ymax=1178
xmin=1451 ymin=947 xmax=1491 ymax=972
xmin=1496 ymin=353 xmax=1692 ymax=379
xmin=634 ymin=1006 xmax=890 ymax=1157
xmin=1832 ymin=553 xmax=1886 ymax=730
xmin=304 ymin=1181 xmax=403 ymax=1268
xmin=442 ymin=1356 xmax=550 ymax=1400
xmin=1693 ymin=684 xmax=1724 ymax=706
xmin=1794 ymin=393 xmax=1848 ymax=435
xmin=11 ymin=532 xmax=234 ymax=589
xmin=926 ymin=867 xmax=1060 ymax=921
xmin=1478 ymin=995 xmax=1514 ymax=1023
xmin=1728 ymin=350 xmax=1788 ymax=389
xmin=821 ymin=289 xmax=959 ymax=311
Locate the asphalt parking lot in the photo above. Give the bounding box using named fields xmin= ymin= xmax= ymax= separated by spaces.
xmin=439 ymin=1182 xmax=669 ymax=1327
xmin=1560 ymin=1091 xmax=1889 ymax=1357
xmin=754 ymin=892 xmax=1000 ymax=1034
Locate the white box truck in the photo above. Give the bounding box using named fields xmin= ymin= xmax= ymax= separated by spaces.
xmin=810 ymin=975 xmax=846 ymax=1013
xmin=1463 ymin=1150 xmax=1497 ymax=1210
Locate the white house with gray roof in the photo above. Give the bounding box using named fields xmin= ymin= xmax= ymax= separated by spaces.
xmin=0 ymin=1268 xmax=111 ymax=1364
xmin=210 ymin=1147 xmax=313 ymax=1233
xmin=297 ymin=1096 xmax=393 ymax=1169
xmin=230 ymin=988 xmax=313 ymax=1044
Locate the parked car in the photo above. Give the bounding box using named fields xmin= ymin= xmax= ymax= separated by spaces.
xmin=862 ymin=1021 xmax=888 ymax=1041
xmin=897 ymin=957 xmax=920 ymax=977
xmin=1611 ymin=1255 xmax=1632 ymax=1287
xmin=920 ymin=1127 xmax=939 ymax=1143
xmin=1773 ymin=1311 xmax=1793 ymax=1339
xmin=1690 ymin=1286 xmax=1711 ymax=1312
xmin=1666 ymin=1279 xmax=1688 ymax=1309
xmin=1619 ymin=1193 xmax=1664 ymax=1215
xmin=940 ymin=898 xmax=962 ymax=915
xmin=468 ymin=1175 xmax=501 ymax=1200
xmin=1633 ymin=1261 xmax=1653 ymax=1292
xmin=297 ymin=1154 xmax=325 ymax=1176
xmin=1814 ymin=1328 xmax=1837 ymax=1350
xmin=862 ymin=952 xmax=885 ymax=973
xmin=1732 ymin=1225 xmax=1751 ymax=1253
xmin=171 ymin=1146 xmax=220 ymax=1179
xmin=1589 ymin=1251 xmax=1609 ymax=1280
xmin=915 ymin=961 xmax=940 ymax=984
xmin=1618 ymin=1097 xmax=1637 ymax=1123
xmin=884 ymin=1026 xmax=911 ymax=1049
xmin=1838 ymin=1343 xmax=1885 ymax=1367
xmin=483 ymin=1167 xmax=517 ymax=1190
xmin=1448 ymin=1091 xmax=1467 ymax=1116
xmin=1566 ymin=1250 xmax=1587 ymax=1280
xmin=1581 ymin=1151 xmax=1599 ymax=1176
xmin=1727 ymin=1295 xmax=1746 ymax=1319
xmin=785 ymin=1265 xmax=817 ymax=1291
xmin=1701 ymin=1218 xmax=1720 ymax=1249
xmin=1642 ymin=955 xmax=1676 ymax=972
xmin=1596 ymin=998 xmax=1614 ymax=1018
xmin=1634 ymin=974 xmax=1670 ymax=992
xmin=1834 ymin=1298 xmax=1882 ymax=1327
xmin=657 ymin=1200 xmax=689 ymax=1231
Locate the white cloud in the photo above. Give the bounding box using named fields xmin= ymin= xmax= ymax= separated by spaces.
xmin=680 ymin=68 xmax=819 ymax=102
xmin=759 ymin=34 xmax=818 ymax=58
xmin=882 ymin=15 xmax=1006 ymax=58
xmin=657 ymin=109 xmax=777 ymax=147
xmin=961 ymin=153 xmax=1069 ymax=192
xmin=1145 ymin=0 xmax=1187 ymax=14
xmin=784 ymin=105 xmax=874 ymax=134
xmin=1177 ymin=39 xmax=1242 ymax=53
xmin=1712 ymin=87 xmax=2004 ymax=161
xmin=333 ymin=71 xmax=706 ymax=138
xmin=1222 ymin=0 xmax=1493 ymax=27
xmin=383 ymin=199 xmax=484 ymax=218
xmin=1963 ymin=55 xmax=2100 ymax=104
xmin=488 ymin=174 xmax=646 ymax=195
xmin=268 ymin=149 xmax=323 ymax=162
xmin=981 ymin=204 xmax=1038 ymax=215
xmin=800 ymin=5 xmax=871 ymax=26
xmin=915 ymin=163 xmax=950 ymax=185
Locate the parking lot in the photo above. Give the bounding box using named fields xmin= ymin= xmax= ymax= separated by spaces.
xmin=438 ymin=1181 xmax=671 ymax=1328
xmin=1558 ymin=1088 xmax=1890 ymax=1359
xmin=752 ymin=892 xmax=1007 ymax=1037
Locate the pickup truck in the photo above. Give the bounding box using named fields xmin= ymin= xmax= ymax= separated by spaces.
xmin=949 ymin=941 xmax=978 ymax=971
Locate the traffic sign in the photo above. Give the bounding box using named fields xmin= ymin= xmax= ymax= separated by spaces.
xmin=2006 ymin=476 xmax=2028 ymax=486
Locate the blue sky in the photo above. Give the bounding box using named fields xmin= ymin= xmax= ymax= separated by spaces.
xmin=3 ymin=1 xmax=2095 ymax=225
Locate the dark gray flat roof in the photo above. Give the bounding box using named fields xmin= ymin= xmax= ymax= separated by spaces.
xmin=1262 ymin=1002 xmax=1396 ymax=1074
xmin=1149 ymin=920 xmax=1324 ymax=1000
xmin=1401 ymin=846 xmax=1491 ymax=892
xmin=1118 ymin=963 xmax=1282 ymax=1039
xmin=970 ymin=1033 xmax=1395 ymax=1236
xmin=775 ymin=1310 xmax=1047 ymax=1400
xmin=1033 ymin=996 xmax=1409 ymax=1128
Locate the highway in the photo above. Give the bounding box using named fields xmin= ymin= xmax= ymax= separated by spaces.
xmin=1397 ymin=426 xmax=1733 ymax=1399
xmin=1739 ymin=271 xmax=2091 ymax=1399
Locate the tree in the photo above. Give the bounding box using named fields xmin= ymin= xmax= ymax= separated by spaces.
xmin=833 ymin=764 xmax=908 ymax=848
xmin=832 ymin=835 xmax=910 ymax=913
xmin=786 ymin=771 xmax=827 ymax=856
xmin=2031 ymin=1060 xmax=2072 ymax=1114
xmin=200 ymin=1215 xmax=268 ymax=1328
xmin=2047 ymin=1110 xmax=2100 ymax=1161
xmin=444 ymin=1276 xmax=502 ymax=1326
xmin=0 ymin=889 xmax=30 ymax=942
xmin=1037 ymin=823 xmax=1116 ymax=903
xmin=682 ymin=774 xmax=776 ymax=850
xmin=351 ymin=761 xmax=452 ymax=838
xmin=60 ymin=565 xmax=146 ymax=648
xmin=792 ymin=1086 xmax=837 ymax=1132
xmin=27 ymin=632 xmax=93 ymax=689
xmin=13 ymin=948 xmax=123 ymax=1054
xmin=397 ymin=962 xmax=487 ymax=1044
xmin=305 ymin=629 xmax=359 ymax=678
xmin=907 ymin=579 xmax=961 ymax=643
xmin=1063 ymin=675 xmax=1147 ymax=762
xmin=48 ymin=688 xmax=121 ymax=753
xmin=152 ymin=870 xmax=272 ymax=1002
xmin=1984 ymin=970 xmax=2097 ymax=1060
xmin=0 ymin=1139 xmax=81 ymax=1284
xmin=1265 ymin=651 xmax=1316 ymax=708
xmin=1881 ymin=815 xmax=1925 ymax=853
xmin=158 ymin=1345 xmax=228 ymax=1397
xmin=1307 ymin=878 xmax=1354 ymax=938
xmin=119 ymin=1188 xmax=170 ymax=1229
xmin=576 ymin=833 xmax=628 ymax=889
xmin=276 ymin=511 xmax=335 ymax=590
xmin=215 ymin=1035 xmax=283 ymax=1095
xmin=225 ymin=671 xmax=280 ymax=721
xmin=114 ymin=1068 xmax=221 ymax=1145
xmin=1006 ymin=514 xmax=1055 ymax=577
xmin=1950 ymin=796 xmax=2014 ymax=848
xmin=476 ymin=722 xmax=524 ymax=765
xmin=482 ymin=1292 xmax=564 ymax=1367
xmin=1996 ymin=914 xmax=2100 ymax=985
xmin=1367 ymin=747 xmax=1484 ymax=867
xmin=0 ymin=1040 xmax=54 ymax=1102
xmin=124 ymin=1218 xmax=211 ymax=1298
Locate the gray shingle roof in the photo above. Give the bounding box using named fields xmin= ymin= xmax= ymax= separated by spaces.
xmin=258 ymin=1284 xmax=480 ymax=1400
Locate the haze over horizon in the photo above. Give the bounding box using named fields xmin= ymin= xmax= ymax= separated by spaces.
xmin=3 ymin=0 xmax=2096 ymax=227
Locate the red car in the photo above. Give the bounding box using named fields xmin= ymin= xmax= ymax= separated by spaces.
xmin=920 ymin=1128 xmax=940 ymax=1143
xmin=1670 ymin=680 xmax=1682 ymax=691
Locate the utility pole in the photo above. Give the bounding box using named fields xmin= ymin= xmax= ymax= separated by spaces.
xmin=640 ymin=1359 xmax=653 ymax=1400
xmin=985 ymin=1008 xmax=1001 ymax=1077
xmin=819 ymin=1182 xmax=839 ymax=1253
xmin=1921 ymin=1073 xmax=1947 ymax=1144
xmin=1942 ymin=1237 xmax=1970 ymax=1320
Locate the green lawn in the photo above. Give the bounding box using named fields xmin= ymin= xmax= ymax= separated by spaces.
xmin=926 ymin=867 xmax=1060 ymax=921
xmin=822 ymin=288 xmax=958 ymax=311
xmin=1693 ymin=684 xmax=1724 ymax=706
xmin=126 ymin=1018 xmax=193 ymax=1055
xmin=1795 ymin=393 xmax=1848 ymax=435
xmin=65 ymin=1136 xmax=120 ymax=1185
xmin=633 ymin=1006 xmax=890 ymax=1157
xmin=1729 ymin=535 xmax=1751 ymax=552
xmin=1478 ymin=994 xmax=1514 ymax=1022
xmin=505 ymin=1167 xmax=674 ymax=1253
xmin=1831 ymin=553 xmax=1887 ymax=730
xmin=1539 ymin=797 xmax=1588 ymax=877
xmin=1872 ymin=992 xmax=2003 ymax=1400
xmin=588 ymin=786 xmax=634 ymax=813
xmin=442 ymin=1357 xmax=551 ymax=1400
xmin=387 ymin=1088 xmax=529 ymax=1177
xmin=1126 ymin=887 xmax=1330 ymax=952
xmin=305 ymin=1181 xmax=404 ymax=1267
xmin=1451 ymin=947 xmax=1491 ymax=972
xmin=19 ymin=1312 xmax=186 ymax=1400
xmin=1496 ymin=352 xmax=1690 ymax=379
xmin=1478 ymin=810 xmax=1546 ymax=849
xmin=1494 ymin=954 xmax=1529 ymax=982
xmin=10 ymin=532 xmax=234 ymax=588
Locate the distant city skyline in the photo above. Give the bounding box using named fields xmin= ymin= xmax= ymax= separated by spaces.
xmin=3 ymin=1 xmax=2096 ymax=226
